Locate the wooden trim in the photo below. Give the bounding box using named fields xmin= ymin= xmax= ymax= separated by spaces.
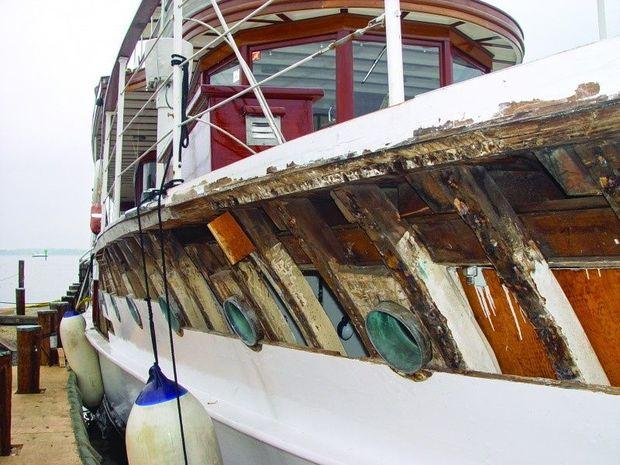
xmin=336 ymin=30 xmax=354 ymax=123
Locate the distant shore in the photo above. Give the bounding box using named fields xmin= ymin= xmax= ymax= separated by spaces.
xmin=0 ymin=249 xmax=86 ymax=256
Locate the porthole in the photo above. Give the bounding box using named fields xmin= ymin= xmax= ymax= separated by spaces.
xmin=365 ymin=301 xmax=432 ymax=374
xmin=126 ymin=297 xmax=143 ymax=328
xmin=222 ymin=296 xmax=262 ymax=347
xmin=158 ymin=296 xmax=182 ymax=335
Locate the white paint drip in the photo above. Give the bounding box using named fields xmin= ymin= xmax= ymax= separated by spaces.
xmin=502 ymin=285 xmax=523 ymax=341
xmin=585 ymin=269 xmax=590 ymax=280
xmin=475 ymin=286 xmax=495 ymax=331
xmin=483 ymin=286 xmax=497 ymax=316
xmin=597 ymin=268 xmax=602 ymax=278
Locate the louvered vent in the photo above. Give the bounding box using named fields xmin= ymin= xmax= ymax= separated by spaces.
xmin=246 ymin=115 xmax=281 ymax=146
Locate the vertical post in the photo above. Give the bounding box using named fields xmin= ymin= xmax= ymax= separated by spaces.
xmin=336 ymin=31 xmax=354 ymax=123
xmin=384 ymin=0 xmax=405 ymax=105
xmin=16 ymin=325 xmax=40 ymax=394
xmin=101 ymin=111 xmax=113 ymax=228
xmin=53 ymin=303 xmax=68 ymax=350
xmin=598 ymin=0 xmax=607 ymax=40
xmin=17 ymin=260 xmax=24 ymax=288
xmin=0 ymin=350 xmax=11 ymax=456
xmin=37 ymin=310 xmax=57 ymax=366
xmin=15 ymin=288 xmax=25 ymax=316
xmin=171 ymin=0 xmax=185 ymax=180
xmin=114 ymin=56 xmax=129 ymax=221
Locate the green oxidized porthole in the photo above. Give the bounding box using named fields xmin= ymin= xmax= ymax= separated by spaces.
xmin=126 ymin=297 xmax=143 ymax=328
xmin=223 ymin=296 xmax=262 ymax=347
xmin=366 ymin=301 xmax=432 ymax=374
xmin=158 ymin=296 xmax=182 ymax=335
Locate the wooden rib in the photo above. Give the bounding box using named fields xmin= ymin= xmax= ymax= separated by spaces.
xmin=143 ymin=233 xmax=209 ymax=331
xmin=409 ymin=166 xmax=609 ymax=384
xmin=124 ymin=236 xmax=187 ymax=327
xmin=272 ymin=198 xmax=383 ymax=356
xmin=102 ymin=249 xmax=127 ymax=296
xmin=332 ymin=185 xmax=499 ymax=372
xmin=116 ymin=237 xmax=156 ymax=295
xmin=535 ymin=147 xmax=600 ymax=196
xmin=234 ymin=208 xmax=346 ymax=355
xmin=164 ymin=232 xmax=229 ymax=333
xmin=573 ymin=142 xmax=620 ymax=218
xmin=108 ymin=243 xmax=147 ymax=299
xmin=185 ymin=240 xmax=296 ymax=344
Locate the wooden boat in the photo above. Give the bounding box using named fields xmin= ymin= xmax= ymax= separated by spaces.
xmin=84 ymin=0 xmax=620 ymax=463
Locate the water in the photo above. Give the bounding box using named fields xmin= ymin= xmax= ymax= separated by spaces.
xmin=0 ymin=254 xmax=83 ymax=309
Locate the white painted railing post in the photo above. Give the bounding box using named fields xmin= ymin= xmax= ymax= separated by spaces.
xmin=597 ymin=0 xmax=607 ymax=40
xmin=171 ymin=0 xmax=184 ymax=180
xmin=114 ymin=56 xmax=129 ymax=220
xmin=385 ymin=0 xmax=405 ymax=106
xmin=101 ymin=111 xmax=113 ymax=228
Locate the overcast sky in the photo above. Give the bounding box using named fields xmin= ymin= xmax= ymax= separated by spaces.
xmin=0 ymin=0 xmax=618 ymax=250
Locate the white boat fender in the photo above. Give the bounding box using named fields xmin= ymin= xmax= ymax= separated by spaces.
xmin=126 ymin=364 xmax=222 ymax=465
xmin=59 ymin=309 xmax=104 ymax=408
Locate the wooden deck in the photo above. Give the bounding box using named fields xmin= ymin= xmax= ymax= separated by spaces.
xmin=0 ymin=366 xmax=81 ymax=465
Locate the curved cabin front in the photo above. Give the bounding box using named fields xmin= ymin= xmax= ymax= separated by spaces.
xmin=89 ymin=1 xmax=620 ymax=464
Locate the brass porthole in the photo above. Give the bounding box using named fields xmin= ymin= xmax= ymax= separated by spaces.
xmin=365 ymin=301 xmax=432 ymax=374
xmin=222 ymin=296 xmax=263 ymax=348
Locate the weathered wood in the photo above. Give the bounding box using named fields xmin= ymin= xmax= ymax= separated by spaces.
xmin=207 ymin=212 xmax=256 ymax=265
xmin=102 ymin=249 xmax=128 ymax=296
xmin=573 ymin=142 xmax=620 ymax=219
xmin=15 ymin=288 xmax=25 ymax=316
xmin=272 ymin=198 xmax=379 ymax=355
xmin=410 ymin=166 xmax=608 ymax=384
xmin=535 ymin=147 xmax=600 ymax=196
xmin=164 ymin=233 xmax=230 ymax=333
xmin=0 ymin=350 xmax=11 ymax=456
xmin=332 ymin=185 xmax=498 ymax=371
xmin=108 ymin=243 xmax=147 ymax=299
xmin=235 ymin=208 xmax=346 ymax=354
xmin=37 ymin=310 xmax=56 ymax=367
xmin=16 ymin=325 xmax=41 ymax=394
xmin=143 ymin=233 xmax=208 ymax=331
xmin=18 ymin=260 xmax=24 ymax=288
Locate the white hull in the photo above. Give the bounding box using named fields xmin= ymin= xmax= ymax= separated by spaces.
xmin=85 ymin=293 xmax=620 ymax=465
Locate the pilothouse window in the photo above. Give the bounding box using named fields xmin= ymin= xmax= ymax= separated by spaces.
xmin=251 ymin=42 xmax=337 ymax=130
xmin=353 ymin=41 xmax=441 ymax=117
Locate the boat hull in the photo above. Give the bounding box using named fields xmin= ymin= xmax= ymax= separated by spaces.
xmin=87 ymin=294 xmax=620 ymax=465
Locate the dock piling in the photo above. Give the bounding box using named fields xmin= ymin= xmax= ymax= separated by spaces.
xmin=18 ymin=260 xmax=24 ymax=288
xmin=0 ymin=350 xmax=11 ymax=456
xmin=37 ymin=310 xmax=57 ymax=366
xmin=16 ymin=325 xmax=41 ymax=394
xmin=15 ymin=288 xmax=25 ymax=316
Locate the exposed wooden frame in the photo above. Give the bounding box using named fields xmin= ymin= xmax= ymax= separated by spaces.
xmin=234 ymin=208 xmax=346 ymax=355
xmin=332 ymin=185 xmax=499 ymax=371
xmin=409 ymin=166 xmax=609 ymax=384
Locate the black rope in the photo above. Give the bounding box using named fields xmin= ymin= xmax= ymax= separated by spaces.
xmin=133 ymin=168 xmax=160 ymax=367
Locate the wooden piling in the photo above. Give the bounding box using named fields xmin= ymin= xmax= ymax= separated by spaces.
xmin=18 ymin=260 xmax=24 ymax=288
xmin=16 ymin=325 xmax=41 ymax=394
xmin=37 ymin=310 xmax=57 ymax=366
xmin=0 ymin=349 xmax=11 ymax=456
xmin=15 ymin=288 xmax=25 ymax=316
xmin=52 ymin=302 xmax=69 ymax=349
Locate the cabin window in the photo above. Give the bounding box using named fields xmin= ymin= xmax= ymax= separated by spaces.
xmin=250 ymin=42 xmax=337 ymax=130
xmin=353 ymin=40 xmax=440 ymax=117
xmin=452 ymin=52 xmax=486 ymax=83
xmin=210 ymin=60 xmax=241 ymax=85
xmin=366 ymin=301 xmax=432 ymax=374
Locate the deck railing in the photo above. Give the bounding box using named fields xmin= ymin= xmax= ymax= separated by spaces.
xmin=99 ymin=0 xmax=400 ymax=228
